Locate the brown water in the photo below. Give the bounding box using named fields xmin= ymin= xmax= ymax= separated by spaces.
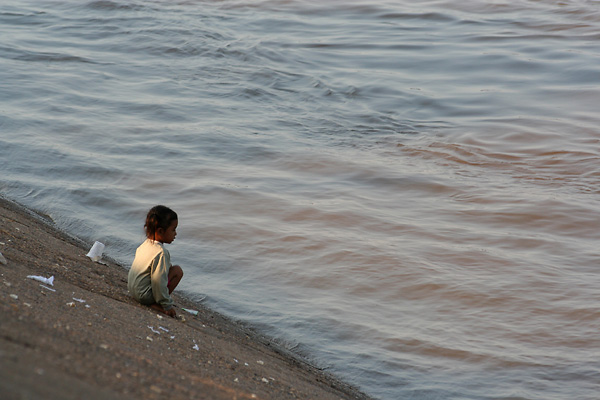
xmin=1 ymin=0 xmax=599 ymax=398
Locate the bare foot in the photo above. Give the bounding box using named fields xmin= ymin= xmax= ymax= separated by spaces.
xmin=149 ymin=303 xmax=176 ymax=318
xmin=149 ymin=303 xmax=165 ymax=314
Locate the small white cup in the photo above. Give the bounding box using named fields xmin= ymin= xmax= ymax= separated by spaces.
xmin=86 ymin=241 xmax=105 ymax=262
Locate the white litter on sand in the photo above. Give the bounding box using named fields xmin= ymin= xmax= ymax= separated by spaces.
xmin=27 ymin=275 xmax=54 ymax=286
xmin=86 ymin=241 xmax=105 ymax=262
xmin=148 ymin=326 xmax=161 ymax=334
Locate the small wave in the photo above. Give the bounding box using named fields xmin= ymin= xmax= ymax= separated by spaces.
xmin=383 ymin=336 xmax=548 ymax=369
xmin=85 ymin=0 xmax=145 ymax=11
xmin=0 ymin=10 xmax=46 ymax=18
xmin=0 ymin=46 xmax=97 ymax=64
xmin=379 ymin=11 xmax=458 ymax=23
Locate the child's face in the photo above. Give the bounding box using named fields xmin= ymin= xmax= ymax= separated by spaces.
xmin=156 ymin=219 xmax=178 ymax=244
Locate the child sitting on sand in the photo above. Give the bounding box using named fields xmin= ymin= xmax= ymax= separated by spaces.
xmin=128 ymin=205 xmax=183 ymax=317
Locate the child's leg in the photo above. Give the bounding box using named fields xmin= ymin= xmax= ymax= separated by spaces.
xmin=167 ymin=265 xmax=183 ymax=294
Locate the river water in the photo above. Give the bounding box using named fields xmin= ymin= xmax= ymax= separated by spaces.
xmin=1 ymin=0 xmax=599 ymax=399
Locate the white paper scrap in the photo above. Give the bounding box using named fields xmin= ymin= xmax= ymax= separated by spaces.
xmin=73 ymin=298 xmax=86 ymax=303
xmin=193 ymin=344 xmax=199 ymax=351
xmin=40 ymin=285 xmax=56 ymax=292
xmin=0 ymin=251 xmax=7 ymax=265
xmin=182 ymin=308 xmax=199 ymax=316
xmin=86 ymin=241 xmax=105 ymax=262
xmin=159 ymin=326 xmax=169 ymax=332
xmin=28 ymin=275 xmax=54 ymax=286
xmin=148 ymin=326 xmax=161 ymax=334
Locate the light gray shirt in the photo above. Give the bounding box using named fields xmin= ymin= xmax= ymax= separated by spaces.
xmin=127 ymin=239 xmax=173 ymax=310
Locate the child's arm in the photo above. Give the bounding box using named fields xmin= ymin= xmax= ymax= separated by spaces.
xmin=150 ymin=252 xmax=175 ymax=312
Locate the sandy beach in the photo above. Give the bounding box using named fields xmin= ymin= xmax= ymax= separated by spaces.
xmin=0 ymin=196 xmax=369 ymax=400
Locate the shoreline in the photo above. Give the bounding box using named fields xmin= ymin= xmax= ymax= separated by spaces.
xmin=0 ymin=195 xmax=370 ymax=400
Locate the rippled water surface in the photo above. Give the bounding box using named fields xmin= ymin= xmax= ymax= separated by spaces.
xmin=2 ymin=0 xmax=600 ymax=398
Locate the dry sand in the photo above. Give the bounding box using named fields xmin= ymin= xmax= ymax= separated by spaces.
xmin=0 ymin=196 xmax=370 ymax=400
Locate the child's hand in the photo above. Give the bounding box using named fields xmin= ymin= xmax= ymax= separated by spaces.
xmin=165 ymin=308 xmax=177 ymax=318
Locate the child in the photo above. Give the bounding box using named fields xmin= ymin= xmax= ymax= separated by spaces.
xmin=128 ymin=205 xmax=183 ymax=317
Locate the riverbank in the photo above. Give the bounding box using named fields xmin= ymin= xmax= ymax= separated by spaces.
xmin=0 ymin=196 xmax=369 ymax=400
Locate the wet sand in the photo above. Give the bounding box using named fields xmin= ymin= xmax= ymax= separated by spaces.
xmin=0 ymin=196 xmax=370 ymax=400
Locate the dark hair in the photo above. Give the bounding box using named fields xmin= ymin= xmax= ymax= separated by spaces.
xmin=145 ymin=205 xmax=178 ymax=240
